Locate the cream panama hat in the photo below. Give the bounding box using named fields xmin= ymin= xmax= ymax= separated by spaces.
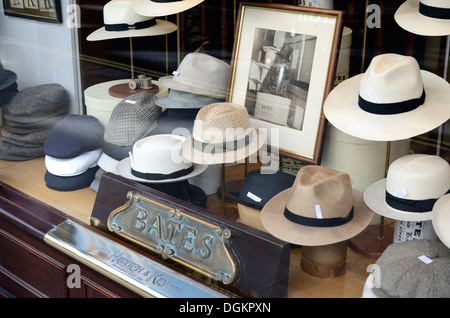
xmin=116 ymin=134 xmax=207 ymax=183
xmin=432 ymin=194 xmax=450 ymax=248
xmin=261 ymin=165 xmax=374 ymax=246
xmin=181 ymin=103 xmax=265 ymax=165
xmin=133 ymin=0 xmax=205 ymax=17
xmin=323 ymin=53 xmax=450 ymax=141
xmin=364 ymin=154 xmax=450 ymax=222
xmin=395 ymin=0 xmax=450 ymax=36
xmin=87 ymin=0 xmax=177 ymax=41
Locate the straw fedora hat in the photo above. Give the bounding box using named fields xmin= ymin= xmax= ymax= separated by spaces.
xmin=87 ymin=0 xmax=177 ymax=41
xmin=181 ymin=103 xmax=265 ymax=165
xmin=261 ymin=165 xmax=374 ymax=246
xmin=395 ymin=0 xmax=450 ymax=36
xmin=432 ymin=194 xmax=450 ymax=248
xmin=364 ymin=154 xmax=450 ymax=222
xmin=132 ymin=0 xmax=205 ymax=17
xmin=116 ymin=134 xmax=207 ymax=183
xmin=323 ymin=53 xmax=450 ymax=141
xmin=158 ymin=53 xmax=230 ymax=99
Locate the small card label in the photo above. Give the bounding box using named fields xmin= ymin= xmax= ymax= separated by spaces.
xmin=247 ymin=191 xmax=262 ymax=203
xmin=418 ymin=255 xmax=433 ymax=264
xmin=394 ymin=188 xmax=408 ymax=198
xmin=366 ymin=89 xmax=380 ymax=103
xmin=314 ymin=205 xmax=323 ymax=219
xmin=125 ymin=99 xmax=137 ymax=104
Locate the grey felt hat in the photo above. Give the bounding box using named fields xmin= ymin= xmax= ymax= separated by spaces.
xmin=7 ymin=83 xmax=69 ymax=117
xmin=0 ymin=60 xmax=17 ymax=91
xmin=104 ymin=92 xmax=161 ymax=146
xmin=1 ymin=128 xmax=52 ymax=145
xmin=371 ymin=240 xmax=450 ymax=298
xmin=4 ymin=104 xmax=68 ymax=124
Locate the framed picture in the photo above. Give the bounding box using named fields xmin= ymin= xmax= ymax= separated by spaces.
xmin=227 ymin=2 xmax=343 ymax=164
xmin=2 ymin=0 xmax=62 ymax=23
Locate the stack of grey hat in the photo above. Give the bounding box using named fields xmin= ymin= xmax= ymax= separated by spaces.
xmin=0 ymin=60 xmax=18 ymax=123
xmin=0 ymin=83 xmax=69 ymax=161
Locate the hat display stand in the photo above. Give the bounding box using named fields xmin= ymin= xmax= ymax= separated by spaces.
xmin=300 ymin=240 xmax=348 ymax=278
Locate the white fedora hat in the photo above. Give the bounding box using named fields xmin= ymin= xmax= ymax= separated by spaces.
xmin=116 ymin=134 xmax=207 ymax=183
xmin=364 ymin=154 xmax=450 ymax=222
xmin=181 ymin=103 xmax=265 ymax=165
xmin=132 ymin=0 xmax=205 ymax=17
xmin=260 ymin=165 xmax=373 ymax=246
xmin=87 ymin=0 xmax=177 ymax=41
xmin=395 ymin=0 xmax=450 ymax=36
xmin=158 ymin=53 xmax=230 ymax=99
xmin=45 ymin=148 xmax=103 ymax=177
xmin=432 ymin=194 xmax=450 ymax=248
xmin=324 ymin=53 xmax=450 ymax=141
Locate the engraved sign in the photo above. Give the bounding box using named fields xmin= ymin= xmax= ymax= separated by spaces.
xmin=107 ymin=191 xmax=239 ymax=285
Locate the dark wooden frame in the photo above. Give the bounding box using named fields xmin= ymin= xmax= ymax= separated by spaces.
xmin=2 ymin=0 xmax=62 ymax=23
xmin=227 ymin=2 xmax=343 ymax=164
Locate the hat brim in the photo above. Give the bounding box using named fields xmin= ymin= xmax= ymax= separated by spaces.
xmin=228 ymin=192 xmax=264 ymax=210
xmin=181 ymin=128 xmax=265 ymax=165
xmin=87 ymin=19 xmax=177 ymax=41
xmin=155 ymin=93 xmax=224 ymax=109
xmin=132 ymin=0 xmax=205 ymax=17
xmin=260 ymin=188 xmax=374 ymax=246
xmin=158 ymin=76 xmax=227 ymax=99
xmin=432 ymin=194 xmax=450 ymax=248
xmin=324 ymin=70 xmax=450 ymax=141
xmin=395 ymin=0 xmax=450 ymax=36
xmin=0 ymin=70 xmax=17 ymax=91
xmin=116 ymin=157 xmax=207 ymax=183
xmin=363 ymin=179 xmax=433 ymax=221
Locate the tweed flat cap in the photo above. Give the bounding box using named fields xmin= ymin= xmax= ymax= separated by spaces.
xmin=7 ymin=83 xmax=69 ymax=117
xmin=5 ymin=104 xmax=68 ymax=124
xmin=372 ymin=240 xmax=450 ymax=298
xmin=44 ymin=114 xmax=105 ymax=158
xmin=104 ymin=92 xmax=161 ymax=146
xmin=1 ymin=128 xmax=52 ymax=145
xmin=0 ymin=139 xmax=44 ymax=161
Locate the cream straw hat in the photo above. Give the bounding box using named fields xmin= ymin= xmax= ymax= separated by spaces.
xmin=133 ymin=0 xmax=205 ymax=17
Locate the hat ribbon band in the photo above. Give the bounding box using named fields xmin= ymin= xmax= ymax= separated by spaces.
xmin=419 ymin=2 xmax=450 ymax=20
xmin=105 ymin=19 xmax=156 ymax=32
xmin=358 ymin=88 xmax=425 ymax=115
xmin=131 ymin=165 xmax=194 ymax=181
xmin=284 ymin=206 xmax=354 ymax=228
xmin=385 ymin=189 xmax=450 ymax=213
xmin=193 ymin=133 xmax=253 ymax=155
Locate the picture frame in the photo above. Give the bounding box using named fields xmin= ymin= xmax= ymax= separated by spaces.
xmin=227 ymin=2 xmax=343 ymax=164
xmin=2 ymin=0 xmax=62 ymax=23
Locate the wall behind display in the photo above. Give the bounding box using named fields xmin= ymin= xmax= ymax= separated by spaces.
xmin=0 ymin=0 xmax=81 ymax=114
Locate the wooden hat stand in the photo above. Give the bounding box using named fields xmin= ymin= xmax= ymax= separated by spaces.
xmin=300 ymin=240 xmax=349 ymax=278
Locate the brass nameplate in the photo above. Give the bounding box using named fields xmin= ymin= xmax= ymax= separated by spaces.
xmin=107 ymin=191 xmax=239 ymax=285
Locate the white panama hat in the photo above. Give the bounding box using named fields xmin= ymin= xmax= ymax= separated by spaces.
xmin=323 ymin=53 xmax=450 ymax=141
xmin=132 ymin=0 xmax=205 ymax=17
xmin=432 ymin=194 xmax=450 ymax=248
xmin=395 ymin=0 xmax=450 ymax=36
xmin=364 ymin=154 xmax=450 ymax=222
xmin=87 ymin=0 xmax=177 ymax=41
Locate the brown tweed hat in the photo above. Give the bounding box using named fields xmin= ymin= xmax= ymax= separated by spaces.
xmin=261 ymin=165 xmax=373 ymax=246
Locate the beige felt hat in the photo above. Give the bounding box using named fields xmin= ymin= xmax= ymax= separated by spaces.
xmin=364 ymin=154 xmax=450 ymax=222
xmin=395 ymin=0 xmax=450 ymax=36
xmin=432 ymin=194 xmax=450 ymax=248
xmin=133 ymin=0 xmax=205 ymax=17
xmin=182 ymin=103 xmax=265 ymax=165
xmin=87 ymin=0 xmax=177 ymax=41
xmin=261 ymin=165 xmax=373 ymax=246
xmin=323 ymin=53 xmax=450 ymax=141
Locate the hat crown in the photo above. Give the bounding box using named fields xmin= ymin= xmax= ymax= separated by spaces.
xmin=360 ymin=54 xmax=424 ymax=104
xmin=193 ymin=103 xmax=252 ymax=143
xmin=286 ymin=166 xmax=353 ymax=220
xmin=421 ymin=0 xmax=450 ymax=10
xmin=386 ymin=154 xmax=450 ymax=200
xmin=104 ymin=0 xmax=151 ymax=25
xmin=131 ymin=134 xmax=191 ymax=175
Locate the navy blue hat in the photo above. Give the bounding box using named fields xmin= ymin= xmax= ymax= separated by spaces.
xmin=44 ymin=166 xmax=98 ymax=191
xmin=44 ymin=114 xmax=105 ymax=158
xmin=228 ymin=169 xmax=295 ymax=210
